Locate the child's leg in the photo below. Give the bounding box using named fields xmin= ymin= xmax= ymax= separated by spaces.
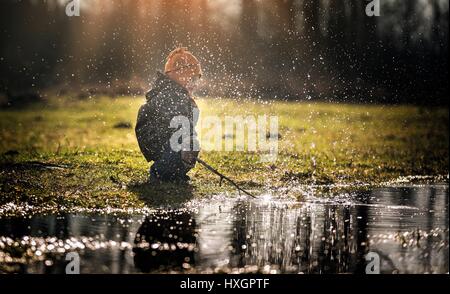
xmin=150 ymin=149 xmax=190 ymax=182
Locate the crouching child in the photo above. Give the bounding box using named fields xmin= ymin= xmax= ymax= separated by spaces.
xmin=135 ymin=48 xmax=202 ymax=182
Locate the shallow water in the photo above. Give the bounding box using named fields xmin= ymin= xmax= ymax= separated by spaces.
xmin=0 ymin=185 xmax=448 ymax=274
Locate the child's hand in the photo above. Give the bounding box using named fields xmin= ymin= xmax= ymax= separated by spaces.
xmin=181 ymin=151 xmax=199 ymax=169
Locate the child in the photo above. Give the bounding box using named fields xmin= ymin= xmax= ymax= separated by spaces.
xmin=135 ymin=48 xmax=202 ymax=182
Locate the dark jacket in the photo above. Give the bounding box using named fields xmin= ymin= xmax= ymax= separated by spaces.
xmin=135 ymin=72 xmax=199 ymax=162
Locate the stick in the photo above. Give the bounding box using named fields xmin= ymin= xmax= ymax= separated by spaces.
xmin=190 ymin=158 xmax=256 ymax=198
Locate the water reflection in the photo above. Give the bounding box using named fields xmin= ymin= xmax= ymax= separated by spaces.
xmin=0 ymin=186 xmax=448 ymax=274
xmin=133 ymin=211 xmax=197 ymax=273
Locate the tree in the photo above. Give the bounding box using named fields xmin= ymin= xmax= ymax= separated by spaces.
xmin=239 ymin=0 xmax=260 ymax=72
xmin=302 ymin=0 xmax=320 ymax=48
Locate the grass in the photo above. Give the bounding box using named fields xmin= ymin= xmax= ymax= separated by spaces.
xmin=0 ymin=95 xmax=448 ymax=213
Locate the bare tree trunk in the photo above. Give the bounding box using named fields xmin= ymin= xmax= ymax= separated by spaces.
xmin=303 ymin=0 xmax=320 ymax=48
xmin=432 ymin=0 xmax=443 ymax=54
xmin=402 ymin=1 xmax=416 ymax=49
xmin=238 ymin=0 xmax=261 ymax=81
xmin=327 ymin=0 xmax=346 ymax=48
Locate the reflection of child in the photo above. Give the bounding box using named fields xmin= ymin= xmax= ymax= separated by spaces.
xmin=135 ymin=48 xmax=202 ymax=182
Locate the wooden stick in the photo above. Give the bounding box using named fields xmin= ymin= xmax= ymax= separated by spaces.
xmin=192 ymin=158 xmax=256 ymax=198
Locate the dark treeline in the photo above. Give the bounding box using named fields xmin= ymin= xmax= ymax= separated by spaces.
xmin=0 ymin=0 xmax=448 ymax=104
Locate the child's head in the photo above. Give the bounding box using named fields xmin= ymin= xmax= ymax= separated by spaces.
xmin=164 ymin=47 xmax=202 ymax=93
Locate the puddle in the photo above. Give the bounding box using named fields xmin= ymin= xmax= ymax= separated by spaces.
xmin=0 ymin=185 xmax=448 ymax=274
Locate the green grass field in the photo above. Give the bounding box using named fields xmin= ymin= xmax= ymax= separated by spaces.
xmin=0 ymin=96 xmax=448 ymax=213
